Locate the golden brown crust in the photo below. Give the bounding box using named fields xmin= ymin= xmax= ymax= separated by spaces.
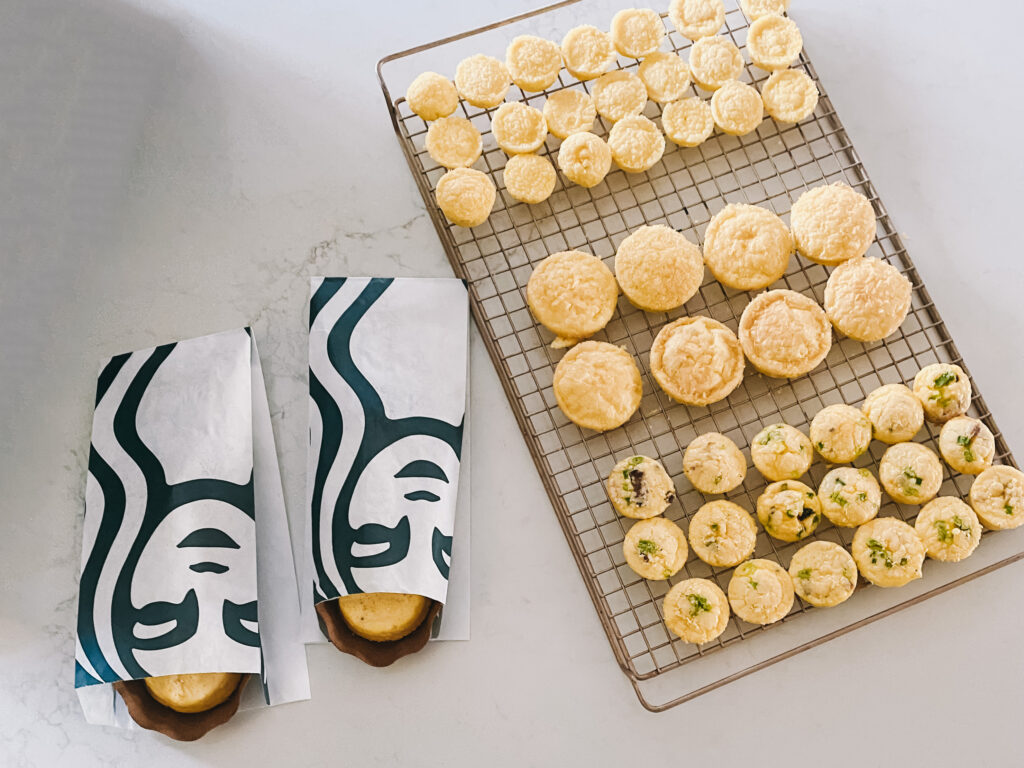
xmin=661 ymin=98 xmax=715 ymax=147
xmin=557 ymin=131 xmax=612 ymax=188
xmin=506 ymin=35 xmax=563 ymax=92
xmin=144 ymin=672 xmax=243 ymax=714
xmin=746 ymin=15 xmax=803 ymax=71
xmin=317 ymin=598 xmax=441 ymax=667
xmin=406 ymin=72 xmax=459 ymax=121
xmin=114 ymin=674 xmax=248 ymax=742
xmin=526 ymin=250 xmax=618 ymax=345
xmin=607 ymin=115 xmax=665 ymax=173
xmin=710 ymin=80 xmax=763 ymax=136
xmin=638 ymin=51 xmax=691 ymax=103
xmin=552 ymin=341 xmax=642 ymax=431
xmin=614 ymin=224 xmax=703 ymax=312
xmin=454 ymin=54 xmax=510 ymax=108
xmin=739 ymin=289 xmax=831 ymax=378
xmin=650 ymin=316 xmax=745 ymax=405
xmin=702 ymin=204 xmax=793 ymax=290
xmin=790 ymin=183 xmax=876 ymax=266
xmin=337 ymin=592 xmax=432 ymax=642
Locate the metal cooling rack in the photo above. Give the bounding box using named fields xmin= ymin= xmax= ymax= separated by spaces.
xmin=376 ymin=0 xmax=1021 ymax=711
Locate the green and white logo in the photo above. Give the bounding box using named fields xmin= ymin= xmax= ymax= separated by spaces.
xmin=307 ymin=278 xmax=467 ymax=606
xmin=76 ymin=329 xmax=261 ymax=687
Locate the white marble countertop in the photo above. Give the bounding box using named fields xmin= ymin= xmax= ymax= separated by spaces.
xmin=3 ymin=0 xmax=1024 ymax=765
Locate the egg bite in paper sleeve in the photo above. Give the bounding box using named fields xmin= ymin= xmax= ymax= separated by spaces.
xmin=304 ymin=277 xmax=471 ymax=665
xmin=74 ymin=329 xmax=310 ymax=741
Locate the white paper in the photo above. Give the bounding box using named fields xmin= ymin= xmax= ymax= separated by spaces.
xmin=302 ymin=277 xmax=471 ymax=642
xmin=75 ymin=329 xmax=309 ymax=727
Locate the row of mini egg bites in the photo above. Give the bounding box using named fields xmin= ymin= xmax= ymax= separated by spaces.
xmin=607 ymin=362 xmax=1024 ymax=644
xmin=532 ymin=179 xmax=909 ymax=432
xmin=409 ymin=1 xmax=818 ymax=229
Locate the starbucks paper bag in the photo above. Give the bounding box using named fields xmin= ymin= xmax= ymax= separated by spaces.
xmin=74 ymin=328 xmax=310 ymax=729
xmin=304 ymin=277 xmax=469 ymax=642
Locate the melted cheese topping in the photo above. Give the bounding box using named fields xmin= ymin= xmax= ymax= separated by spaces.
xmin=810 ymin=403 xmax=873 ymax=464
xmin=739 ymin=288 xmax=831 ymax=378
xmin=650 ymin=316 xmax=745 ymax=405
xmin=824 ymin=256 xmax=912 ymax=342
xmin=591 ymin=70 xmax=648 ymax=124
xmin=790 ymin=182 xmax=876 ymax=265
xmin=506 ymin=35 xmax=563 ymax=92
xmin=561 ymin=25 xmax=615 ymax=80
xmin=746 ymin=15 xmax=803 ymax=71
xmin=454 ymin=54 xmax=511 ymax=108
xmin=527 ymin=250 xmax=618 ymax=344
xmin=544 ymin=90 xmax=596 ymax=139
xmin=610 ymin=8 xmax=666 ymax=58
xmin=491 ymin=102 xmax=548 ymax=155
xmin=557 ymin=131 xmax=612 ymax=187
xmin=703 ymin=203 xmax=793 ymax=290
xmin=688 ymin=35 xmax=743 ymax=91
xmin=938 ymin=416 xmax=995 ymax=475
xmin=756 ymin=480 xmax=821 ymax=542
xmin=740 ymin=0 xmax=790 ymax=20
xmin=425 ymin=116 xmax=482 ymax=169
xmin=663 ymin=578 xmax=731 ymax=644
xmin=624 ymin=517 xmax=688 ymax=580
xmin=638 ymin=51 xmax=691 ymax=103
xmin=669 ymin=0 xmax=726 ymax=40
xmin=552 ymin=341 xmax=642 ymax=432
xmin=607 ymin=455 xmax=676 ymax=519
xmin=757 ymin=481 xmax=819 ymax=540
xmin=614 ymin=224 xmax=703 ymax=312
xmin=862 ymin=383 xmax=923 ymax=444
xmin=913 ymin=363 xmax=971 ymax=424
xmin=503 ymin=153 xmax=557 ymax=205
xmin=435 ymin=168 xmax=495 ymax=228
xmin=751 ymin=423 xmax=812 ymax=481
xmin=662 ymin=97 xmax=715 ymax=147
xmin=761 ymin=69 xmax=818 ymax=123
xmin=405 ymin=72 xmax=458 ymax=121
xmin=607 ymin=115 xmax=666 ymax=173
xmin=710 ymin=80 xmax=764 ymax=136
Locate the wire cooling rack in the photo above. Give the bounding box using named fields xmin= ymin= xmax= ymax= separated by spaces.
xmin=377 ymin=0 xmax=1021 ymax=710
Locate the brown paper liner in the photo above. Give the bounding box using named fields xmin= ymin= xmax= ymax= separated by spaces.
xmin=113 ymin=674 xmax=249 ymax=742
xmin=316 ymin=598 xmax=441 ymax=667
